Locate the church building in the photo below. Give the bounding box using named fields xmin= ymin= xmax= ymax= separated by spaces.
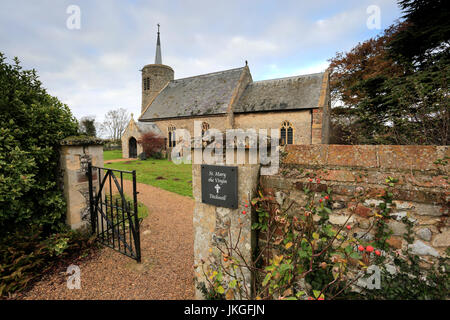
xmin=121 ymin=27 xmax=331 ymax=159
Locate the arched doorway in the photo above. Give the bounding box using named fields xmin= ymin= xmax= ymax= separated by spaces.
xmin=129 ymin=137 xmax=137 ymax=158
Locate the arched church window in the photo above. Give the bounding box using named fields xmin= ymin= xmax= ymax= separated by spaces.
xmin=280 ymin=121 xmax=294 ymax=145
xmin=168 ymin=125 xmax=176 ymax=147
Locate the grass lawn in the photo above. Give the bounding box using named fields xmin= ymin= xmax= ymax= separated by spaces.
xmin=104 ymin=158 xmax=193 ymax=198
xmin=104 ymin=150 xmax=123 ymax=161
xmin=106 ymin=194 xmax=149 ymax=220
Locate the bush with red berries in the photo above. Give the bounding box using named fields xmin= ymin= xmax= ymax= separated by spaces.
xmin=199 ymin=182 xmax=385 ymax=300
xmin=198 ymin=175 xmax=449 ymax=300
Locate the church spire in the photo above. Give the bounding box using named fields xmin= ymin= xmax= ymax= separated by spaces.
xmin=154 ymin=24 xmax=162 ymax=64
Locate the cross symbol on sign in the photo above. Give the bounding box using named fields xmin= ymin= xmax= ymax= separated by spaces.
xmin=214 ymin=184 xmax=221 ymax=194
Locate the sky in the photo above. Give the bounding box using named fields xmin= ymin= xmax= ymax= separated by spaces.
xmin=0 ymin=0 xmax=403 ymax=124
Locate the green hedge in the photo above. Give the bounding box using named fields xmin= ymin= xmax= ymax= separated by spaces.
xmin=0 ymin=53 xmax=78 ymax=232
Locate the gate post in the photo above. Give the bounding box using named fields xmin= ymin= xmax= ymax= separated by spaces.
xmin=87 ymin=162 xmax=96 ymax=234
xmin=192 ymin=145 xmax=261 ymax=300
xmin=59 ymin=136 xmax=104 ymax=230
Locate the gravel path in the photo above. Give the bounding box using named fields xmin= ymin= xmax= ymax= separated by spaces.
xmin=21 ymin=181 xmax=195 ymax=300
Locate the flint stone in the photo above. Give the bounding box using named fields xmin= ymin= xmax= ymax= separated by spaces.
xmin=358 ymin=220 xmax=371 ymax=230
xmin=275 ymin=191 xmax=286 ymax=206
xmin=393 ymin=201 xmax=413 ymax=210
xmin=354 ymin=231 xmax=374 ymax=241
xmin=390 ymin=211 xmax=407 ymax=221
xmin=432 ymin=229 xmax=450 ymax=247
xmin=385 ymin=264 xmax=397 ymax=275
xmin=332 ymin=201 xmax=346 ymax=210
xmin=414 ymin=203 xmax=443 ymax=216
xmin=416 ymin=228 xmax=432 ymax=241
xmin=329 ymin=214 xmax=354 ymax=226
xmin=408 ymin=240 xmax=439 ymax=257
xmin=364 ymin=199 xmax=384 ymax=207
xmin=387 ymin=220 xmax=408 ymax=236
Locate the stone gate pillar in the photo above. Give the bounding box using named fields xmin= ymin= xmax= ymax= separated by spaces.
xmin=59 ymin=137 xmax=104 ymax=230
xmin=192 ymin=146 xmax=261 ymax=300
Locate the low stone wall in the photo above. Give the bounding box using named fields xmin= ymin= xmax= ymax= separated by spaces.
xmin=260 ymin=144 xmax=449 ymax=260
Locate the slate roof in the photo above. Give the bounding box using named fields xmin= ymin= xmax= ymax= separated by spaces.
xmin=136 ymin=122 xmax=162 ymax=135
xmin=233 ymin=72 xmax=324 ymax=113
xmin=140 ymin=67 xmax=245 ymax=120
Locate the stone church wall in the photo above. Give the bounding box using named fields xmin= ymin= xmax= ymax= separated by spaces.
xmin=312 ymin=70 xmax=331 ymax=144
xmin=151 ymin=115 xmax=229 ymax=147
xmin=149 ymin=109 xmax=314 ymax=148
xmin=234 ymin=109 xmax=312 ymax=144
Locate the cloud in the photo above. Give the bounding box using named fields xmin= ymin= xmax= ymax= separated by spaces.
xmin=0 ymin=0 xmax=402 ymax=124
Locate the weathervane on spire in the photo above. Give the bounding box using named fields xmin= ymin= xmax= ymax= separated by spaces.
xmin=157 ymin=23 xmax=160 ymax=33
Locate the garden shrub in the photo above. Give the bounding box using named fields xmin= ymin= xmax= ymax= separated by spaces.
xmin=0 ymin=226 xmax=98 ymax=297
xmin=198 ymin=177 xmax=449 ymax=300
xmin=0 ymin=53 xmax=96 ymax=298
xmin=0 ymin=52 xmax=78 ymax=232
xmin=137 ymin=132 xmax=165 ymax=159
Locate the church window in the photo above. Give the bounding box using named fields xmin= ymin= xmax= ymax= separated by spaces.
xmin=280 ymin=121 xmax=294 ymax=145
xmin=168 ymin=125 xmax=176 ymax=147
xmin=143 ymin=77 xmax=150 ymax=91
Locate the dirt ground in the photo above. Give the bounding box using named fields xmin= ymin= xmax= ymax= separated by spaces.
xmin=20 ymin=181 xmax=195 ymax=300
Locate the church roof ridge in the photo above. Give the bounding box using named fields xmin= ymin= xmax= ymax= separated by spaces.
xmin=233 ymin=71 xmax=325 ymax=114
xmin=172 ymin=66 xmax=245 ymax=83
xmin=251 ymin=71 xmax=324 ymax=85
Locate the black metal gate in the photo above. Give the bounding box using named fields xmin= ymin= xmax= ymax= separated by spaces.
xmin=87 ymin=163 xmax=141 ymax=262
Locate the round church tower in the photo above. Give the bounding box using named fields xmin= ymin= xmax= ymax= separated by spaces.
xmin=141 ymin=24 xmax=174 ymax=114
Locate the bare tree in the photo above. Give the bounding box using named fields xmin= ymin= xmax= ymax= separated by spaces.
xmin=95 ymin=121 xmax=107 ymax=138
xmin=102 ymin=108 xmax=129 ymax=142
